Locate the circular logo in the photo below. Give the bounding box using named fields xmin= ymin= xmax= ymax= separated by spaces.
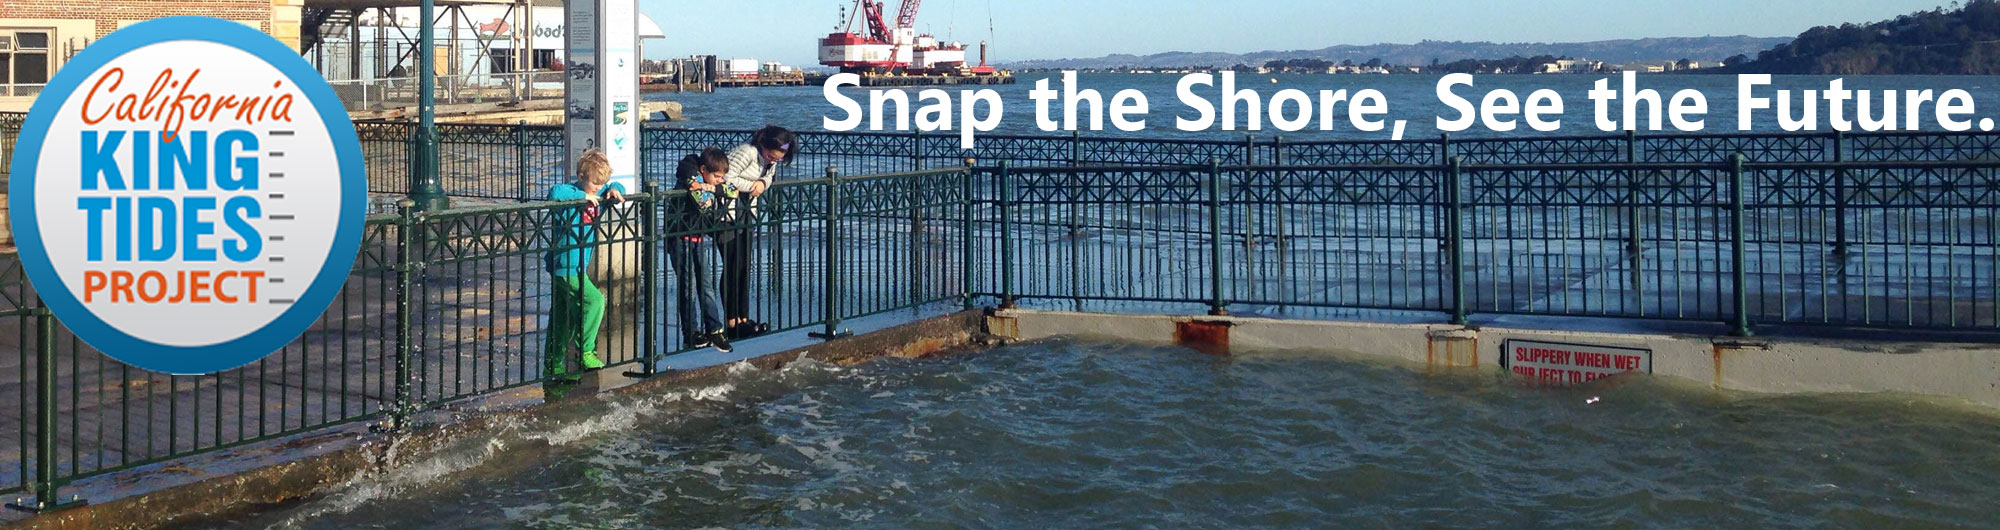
xmin=7 ymin=17 xmax=365 ymax=375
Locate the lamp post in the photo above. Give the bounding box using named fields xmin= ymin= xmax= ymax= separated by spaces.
xmin=409 ymin=0 xmax=450 ymax=211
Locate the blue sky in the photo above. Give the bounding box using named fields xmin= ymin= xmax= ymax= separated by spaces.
xmin=639 ymin=0 xmax=1949 ymax=65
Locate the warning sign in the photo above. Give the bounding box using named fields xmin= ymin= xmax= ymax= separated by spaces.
xmin=1501 ymin=339 xmax=1651 ymax=385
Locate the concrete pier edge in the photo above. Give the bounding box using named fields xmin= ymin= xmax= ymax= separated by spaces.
xmin=14 ymin=307 xmax=2000 ymax=528
xmin=985 ymin=309 xmax=2000 ymax=409
xmin=1 ymin=311 xmax=991 ymax=530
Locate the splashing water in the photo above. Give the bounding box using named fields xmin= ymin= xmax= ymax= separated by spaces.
xmin=178 ymin=340 xmax=2000 ymax=529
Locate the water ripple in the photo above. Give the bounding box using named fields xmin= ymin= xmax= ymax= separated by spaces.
xmin=190 ymin=338 xmax=2000 ymax=530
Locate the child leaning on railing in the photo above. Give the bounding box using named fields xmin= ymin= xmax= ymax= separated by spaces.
xmin=667 ymin=148 xmax=735 ymax=353
xmin=543 ymin=148 xmax=626 ymax=383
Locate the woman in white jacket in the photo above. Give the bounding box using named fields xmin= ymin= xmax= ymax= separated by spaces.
xmin=716 ymin=125 xmax=797 ymax=339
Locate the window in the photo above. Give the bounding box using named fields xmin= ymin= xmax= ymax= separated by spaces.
xmin=490 ymin=48 xmax=514 ymax=74
xmin=1 ymin=29 xmax=53 ymax=95
xmin=15 ymin=32 xmax=46 ymax=50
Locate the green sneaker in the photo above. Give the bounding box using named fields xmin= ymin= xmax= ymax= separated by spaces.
xmin=544 ymin=359 xmax=582 ymax=383
xmin=581 ymin=350 xmax=607 ymax=370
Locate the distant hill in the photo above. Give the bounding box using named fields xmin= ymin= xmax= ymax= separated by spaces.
xmin=1719 ymin=0 xmax=2000 ymax=74
xmin=1001 ymin=36 xmax=1790 ymax=70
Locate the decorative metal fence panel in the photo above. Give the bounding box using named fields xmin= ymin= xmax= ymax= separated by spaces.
xmin=0 ymin=113 xmax=22 ymax=181
xmin=212 ymin=114 xmax=2000 ymax=205
xmin=1461 ymin=163 xmax=1733 ymax=321
xmin=3 ymin=218 xmax=402 ymax=505
xmin=1079 ymin=136 xmax=1249 ymax=166
xmin=1847 ymin=132 xmax=2000 ymax=162
xmin=998 ymin=165 xmax=1213 ymax=309
xmin=0 ymin=168 xmax=973 ymax=509
xmin=1455 ymin=135 xmax=1628 ymax=164
xmin=356 ymin=121 xmax=413 ymax=196
xmin=1749 ymin=161 xmax=2000 ymax=328
xmin=2 ymin=108 xmax=2000 ymax=513
xmin=1639 ymin=133 xmax=1832 ymax=162
xmin=1231 ymin=166 xmax=1448 ymax=313
xmin=0 ymin=260 xmax=37 ymax=499
xmin=979 ymin=158 xmax=2000 ymax=333
xmin=1277 ymin=138 xmax=1439 ymax=166
xmin=922 ymin=133 xmax=1070 ymax=168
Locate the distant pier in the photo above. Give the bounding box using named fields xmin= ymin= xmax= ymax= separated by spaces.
xmin=715 ymin=74 xmax=812 ymax=88
xmin=805 ymin=72 xmax=1017 ymax=87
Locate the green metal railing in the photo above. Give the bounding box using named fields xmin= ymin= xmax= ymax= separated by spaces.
xmin=0 ymin=167 xmax=972 ymax=510
xmin=3 ymin=108 xmax=2000 ymax=511
xmin=11 ymin=112 xmax=2000 ymax=201
xmin=975 ymin=157 xmax=2000 ymax=334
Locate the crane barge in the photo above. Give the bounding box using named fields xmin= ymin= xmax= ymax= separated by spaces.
xmin=818 ymin=0 xmax=1002 ymax=78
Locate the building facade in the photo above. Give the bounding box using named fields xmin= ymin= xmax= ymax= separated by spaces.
xmin=0 ymin=0 xmax=302 ymax=110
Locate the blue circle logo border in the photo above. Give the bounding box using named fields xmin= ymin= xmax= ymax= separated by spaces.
xmin=6 ymin=16 xmax=367 ymax=375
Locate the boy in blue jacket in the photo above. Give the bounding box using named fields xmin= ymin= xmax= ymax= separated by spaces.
xmin=545 ymin=149 xmax=626 ymax=382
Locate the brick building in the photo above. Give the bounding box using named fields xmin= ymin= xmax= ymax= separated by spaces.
xmin=0 ymin=0 xmax=303 ymax=109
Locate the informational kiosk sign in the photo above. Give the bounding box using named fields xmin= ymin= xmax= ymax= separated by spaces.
xmin=1501 ymin=339 xmax=1652 ymax=385
xmin=565 ymin=0 xmax=639 ymax=191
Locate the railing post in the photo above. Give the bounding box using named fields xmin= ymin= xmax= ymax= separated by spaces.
xmin=626 ymin=185 xmax=661 ymax=378
xmin=1728 ymin=153 xmax=1753 ymax=337
xmin=1208 ymin=158 xmax=1229 ymax=316
xmin=1243 ymin=135 xmax=1256 ymax=165
xmin=32 ymin=298 xmax=54 ymax=506
xmin=1439 ymin=132 xmax=1452 ymax=163
xmin=392 ymin=199 xmax=419 ymax=427
xmin=1273 ymin=136 xmax=1288 ymax=310
xmin=961 ymin=162 xmax=977 ymax=311
xmin=1626 ymin=129 xmax=1642 ymax=254
xmin=1625 ymin=130 xmax=1645 ymax=313
xmin=911 ymin=128 xmax=924 ymax=171
xmin=1070 ymin=129 xmax=1082 ymax=166
xmin=909 ymin=166 xmax=927 ymax=306
xmin=1447 ymin=157 xmax=1467 ymax=326
xmin=408 ymin=0 xmax=449 ymax=211
xmin=1067 ymin=130 xmax=1082 ymax=237
xmin=10 ymin=295 xmax=81 ymax=511
xmin=1832 ymin=130 xmax=1850 ymax=256
xmin=997 ymin=161 xmax=1016 ymax=309
xmin=811 ymin=167 xmax=851 ymax=340
xmin=514 ymin=120 xmax=531 ymax=202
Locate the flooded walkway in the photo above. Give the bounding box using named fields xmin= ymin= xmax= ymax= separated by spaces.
xmin=180 ymin=339 xmax=2000 ymax=529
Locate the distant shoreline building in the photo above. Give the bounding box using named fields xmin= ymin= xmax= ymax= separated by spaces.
xmin=1539 ymin=59 xmax=1604 ymax=74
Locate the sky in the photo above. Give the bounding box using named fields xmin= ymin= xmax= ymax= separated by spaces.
xmin=638 ymin=0 xmax=1951 ymax=65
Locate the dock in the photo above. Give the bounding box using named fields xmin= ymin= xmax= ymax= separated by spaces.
xmin=716 ymin=74 xmax=812 ymax=88
xmin=642 ymin=72 xmax=813 ymax=92
xmin=805 ymin=72 xmax=1017 ymax=87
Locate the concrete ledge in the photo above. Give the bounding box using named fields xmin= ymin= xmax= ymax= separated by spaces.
xmin=989 ymin=309 xmax=2000 ymax=408
xmin=3 ymin=311 xmax=988 ymax=530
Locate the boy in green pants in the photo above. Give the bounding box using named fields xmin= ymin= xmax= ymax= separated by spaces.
xmin=545 ymin=148 xmax=626 ymax=382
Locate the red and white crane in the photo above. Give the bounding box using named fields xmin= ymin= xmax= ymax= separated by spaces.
xmin=819 ymin=0 xmax=979 ymax=74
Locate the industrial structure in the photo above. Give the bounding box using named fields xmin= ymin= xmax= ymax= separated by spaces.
xmin=0 ymin=0 xmax=670 ymax=118
xmin=818 ymin=0 xmax=998 ymax=76
xmin=295 ymin=0 xmax=665 ymax=120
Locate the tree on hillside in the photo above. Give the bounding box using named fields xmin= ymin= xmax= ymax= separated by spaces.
xmin=1738 ymin=0 xmax=2000 ymax=74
